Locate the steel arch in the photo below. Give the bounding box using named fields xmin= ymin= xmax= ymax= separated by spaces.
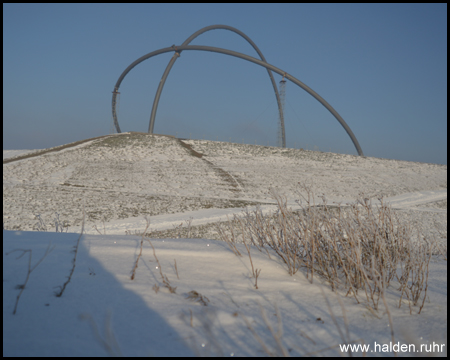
xmin=148 ymin=25 xmax=285 ymax=147
xmin=112 ymin=45 xmax=364 ymax=156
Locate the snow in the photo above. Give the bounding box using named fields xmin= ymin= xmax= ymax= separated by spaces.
xmin=3 ymin=133 xmax=446 ymax=233
xmin=3 ymin=231 xmax=447 ymax=357
xmin=3 ymin=133 xmax=447 ymax=356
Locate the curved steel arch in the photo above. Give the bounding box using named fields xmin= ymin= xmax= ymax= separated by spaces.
xmin=148 ymin=25 xmax=285 ymax=147
xmin=112 ymin=45 xmax=364 ymax=156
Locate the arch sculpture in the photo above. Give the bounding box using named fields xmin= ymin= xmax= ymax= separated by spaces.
xmin=112 ymin=37 xmax=364 ymax=156
xmin=148 ymin=25 xmax=285 ymax=147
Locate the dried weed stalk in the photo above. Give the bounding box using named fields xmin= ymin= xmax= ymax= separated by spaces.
xmin=185 ymin=290 xmax=210 ymax=306
xmin=241 ymin=303 xmax=289 ymax=357
xmin=216 ymin=216 xmax=242 ymax=256
xmin=55 ymin=207 xmax=85 ymax=297
xmin=174 ymin=259 xmax=180 ymax=279
xmin=131 ymin=219 xmax=151 ymax=280
xmin=79 ymin=311 xmax=122 ymax=357
xmin=6 ymin=242 xmax=55 ymax=314
xmin=242 ymin=293 xmax=365 ymax=357
xmin=130 ymin=218 xmax=176 ymax=292
xmin=243 ymin=239 xmax=261 ymax=289
xmin=146 ymin=237 xmax=177 ymax=294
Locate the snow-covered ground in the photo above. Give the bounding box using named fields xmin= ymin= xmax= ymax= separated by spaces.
xmin=3 ymin=133 xmax=447 ymax=356
xmin=3 ymin=132 xmax=446 ymax=234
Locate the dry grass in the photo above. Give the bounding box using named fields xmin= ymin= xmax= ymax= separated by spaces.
xmin=217 ymin=185 xmax=447 ymax=313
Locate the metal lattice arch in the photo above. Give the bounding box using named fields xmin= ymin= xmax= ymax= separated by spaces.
xmin=111 ymin=25 xmax=364 ymax=156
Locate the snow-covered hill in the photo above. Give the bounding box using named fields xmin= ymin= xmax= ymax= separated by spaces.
xmin=3 ymin=132 xmax=446 ymax=234
xmin=3 ymin=132 xmax=447 ymax=356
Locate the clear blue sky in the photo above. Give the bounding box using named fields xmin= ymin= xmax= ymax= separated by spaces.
xmin=3 ymin=4 xmax=447 ymax=164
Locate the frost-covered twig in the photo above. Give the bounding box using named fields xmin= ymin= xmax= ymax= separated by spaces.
xmin=54 ymin=212 xmax=69 ymax=233
xmin=185 ymin=217 xmax=193 ymax=238
xmin=35 ymin=213 xmax=47 ymax=231
xmin=243 ymin=239 xmax=261 ymax=289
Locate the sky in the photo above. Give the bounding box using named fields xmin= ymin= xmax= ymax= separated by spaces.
xmin=3 ymin=4 xmax=447 ymax=164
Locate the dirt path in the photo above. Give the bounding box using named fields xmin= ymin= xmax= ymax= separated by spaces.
xmin=2 ymin=132 xmax=196 ymax=165
xmin=3 ymin=134 xmax=116 ymax=164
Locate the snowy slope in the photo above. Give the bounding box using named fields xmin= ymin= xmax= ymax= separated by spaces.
xmin=3 ymin=132 xmax=447 ymax=356
xmin=3 ymin=231 xmax=447 ymax=357
xmin=3 ymin=132 xmax=446 ymax=233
